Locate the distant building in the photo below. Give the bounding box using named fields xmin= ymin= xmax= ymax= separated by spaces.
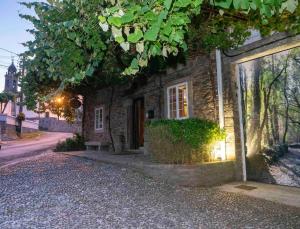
xmin=0 ymin=62 xmax=81 ymax=137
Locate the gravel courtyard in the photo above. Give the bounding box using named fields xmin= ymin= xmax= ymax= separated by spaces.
xmin=0 ymin=153 xmax=299 ymax=229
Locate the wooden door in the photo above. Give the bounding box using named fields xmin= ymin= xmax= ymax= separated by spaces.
xmin=133 ymin=98 xmax=145 ymax=149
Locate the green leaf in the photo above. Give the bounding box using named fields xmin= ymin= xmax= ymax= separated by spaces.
xmin=115 ymin=36 xmax=125 ymax=44
xmin=86 ymin=64 xmax=94 ymax=77
xmin=260 ymin=4 xmax=272 ymax=17
xmin=162 ymin=21 xmax=173 ymax=36
xmin=193 ymin=0 xmax=203 ymax=7
xmin=171 ymin=30 xmax=184 ymax=43
xmin=144 ymin=23 xmax=161 ymax=41
xmin=170 ymin=13 xmax=191 ymax=25
xmin=98 ymin=16 xmax=106 ymax=23
xmin=67 ymin=32 xmax=76 ymax=40
xmin=121 ymin=12 xmax=135 ymax=24
xmin=144 ymin=11 xmax=168 ymax=41
xmin=63 ymin=20 xmax=73 ymax=29
xmin=215 ymin=0 xmax=233 ymax=9
xmin=127 ymin=28 xmax=143 ymax=43
xmin=108 ymin=16 xmax=122 ymax=27
xmin=149 ymin=43 xmax=162 ymax=56
xmin=130 ymin=58 xmax=139 ymax=69
xmin=144 ymin=11 xmax=157 ymax=21
xmin=174 ymin=0 xmax=192 ymax=8
xmin=240 ymin=0 xmax=249 ymax=10
xmin=233 ymin=0 xmax=241 ymax=9
xmin=164 ymin=0 xmax=172 ymax=10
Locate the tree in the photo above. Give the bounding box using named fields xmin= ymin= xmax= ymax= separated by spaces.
xmin=20 ymin=0 xmax=300 ymax=87
xmin=99 ymin=0 xmax=300 ymax=75
xmin=0 ymin=92 xmax=15 ymax=114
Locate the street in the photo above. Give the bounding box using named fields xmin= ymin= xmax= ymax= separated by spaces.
xmin=0 ymin=152 xmax=299 ymax=228
xmin=0 ymin=132 xmax=72 ymax=166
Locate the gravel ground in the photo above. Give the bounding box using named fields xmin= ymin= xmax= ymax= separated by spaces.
xmin=0 ymin=153 xmax=299 ymax=229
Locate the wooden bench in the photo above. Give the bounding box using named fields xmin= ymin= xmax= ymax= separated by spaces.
xmin=85 ymin=141 xmax=110 ymax=152
xmin=85 ymin=141 xmax=102 ymax=151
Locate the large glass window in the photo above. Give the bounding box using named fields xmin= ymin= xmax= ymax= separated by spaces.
xmin=167 ymin=82 xmax=188 ymax=119
xmin=95 ymin=107 xmax=104 ymax=131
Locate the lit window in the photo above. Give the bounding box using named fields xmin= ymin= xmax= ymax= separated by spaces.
xmin=167 ymin=82 xmax=188 ymax=119
xmin=95 ymin=107 xmax=104 ymax=131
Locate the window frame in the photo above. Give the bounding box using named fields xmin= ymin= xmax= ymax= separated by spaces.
xmin=167 ymin=82 xmax=189 ymax=120
xmin=94 ymin=106 xmax=104 ymax=131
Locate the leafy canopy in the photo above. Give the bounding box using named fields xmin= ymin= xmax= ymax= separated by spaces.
xmin=20 ymin=0 xmax=299 ymax=100
xmin=100 ymin=0 xmax=300 ymax=74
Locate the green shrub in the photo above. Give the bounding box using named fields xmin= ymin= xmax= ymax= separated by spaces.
xmin=54 ymin=133 xmax=86 ymax=152
xmin=146 ymin=118 xmax=225 ymax=164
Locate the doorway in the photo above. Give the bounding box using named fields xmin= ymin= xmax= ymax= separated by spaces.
xmin=132 ymin=97 xmax=145 ymax=149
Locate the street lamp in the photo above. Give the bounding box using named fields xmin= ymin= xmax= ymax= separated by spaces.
xmin=56 ymin=97 xmax=63 ymax=104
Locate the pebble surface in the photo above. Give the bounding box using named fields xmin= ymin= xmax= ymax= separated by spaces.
xmin=0 ymin=153 xmax=299 ymax=229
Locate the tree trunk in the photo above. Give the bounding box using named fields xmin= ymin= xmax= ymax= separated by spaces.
xmin=264 ymin=90 xmax=272 ymax=146
xmin=257 ymin=59 xmax=287 ymax=152
xmin=248 ymin=59 xmax=261 ymax=156
xmin=272 ymin=104 xmax=280 ymax=144
xmin=108 ymin=86 xmax=115 ymax=152
xmin=282 ymin=72 xmax=289 ymax=144
xmin=81 ymin=96 xmax=86 ymax=138
xmin=2 ymin=102 xmax=8 ymax=114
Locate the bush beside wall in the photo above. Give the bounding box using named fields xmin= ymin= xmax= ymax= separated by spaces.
xmin=146 ymin=118 xmax=225 ymax=164
xmin=54 ymin=134 xmax=86 ymax=152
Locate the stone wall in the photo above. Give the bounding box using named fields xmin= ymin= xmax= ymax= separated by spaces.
xmin=39 ymin=118 xmax=81 ymax=133
xmin=142 ymin=161 xmax=236 ymax=187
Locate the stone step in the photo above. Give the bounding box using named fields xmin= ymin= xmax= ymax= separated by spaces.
xmin=123 ymin=148 xmax=144 ymax=155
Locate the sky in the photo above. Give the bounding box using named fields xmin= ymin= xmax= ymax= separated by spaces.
xmin=0 ymin=0 xmax=36 ymax=91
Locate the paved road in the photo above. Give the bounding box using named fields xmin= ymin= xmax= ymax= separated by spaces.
xmin=0 ymin=152 xmax=299 ymax=228
xmin=0 ymin=132 xmax=72 ymax=166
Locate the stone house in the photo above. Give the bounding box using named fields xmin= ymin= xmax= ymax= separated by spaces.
xmin=83 ymin=33 xmax=300 ymax=182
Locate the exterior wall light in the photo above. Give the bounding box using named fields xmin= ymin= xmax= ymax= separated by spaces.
xmin=213 ymin=140 xmax=227 ymax=161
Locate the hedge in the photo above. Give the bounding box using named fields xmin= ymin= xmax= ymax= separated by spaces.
xmin=146 ymin=118 xmax=225 ymax=164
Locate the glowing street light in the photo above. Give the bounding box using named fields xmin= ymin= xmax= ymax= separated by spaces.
xmin=56 ymin=97 xmax=63 ymax=104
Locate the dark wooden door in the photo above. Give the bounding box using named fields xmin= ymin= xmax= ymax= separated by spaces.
xmin=133 ymin=98 xmax=145 ymax=149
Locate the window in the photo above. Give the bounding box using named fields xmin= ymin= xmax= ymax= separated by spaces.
xmin=95 ymin=107 xmax=104 ymax=131
xmin=167 ymin=82 xmax=189 ymax=119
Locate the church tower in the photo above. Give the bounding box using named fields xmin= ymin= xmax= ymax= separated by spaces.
xmin=4 ymin=61 xmax=18 ymax=93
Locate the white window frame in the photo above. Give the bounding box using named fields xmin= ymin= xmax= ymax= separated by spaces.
xmin=95 ymin=107 xmax=104 ymax=131
xmin=167 ymin=82 xmax=189 ymax=120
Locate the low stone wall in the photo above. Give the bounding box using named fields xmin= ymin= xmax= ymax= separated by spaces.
xmin=142 ymin=161 xmax=236 ymax=187
xmin=64 ymin=151 xmax=236 ymax=187
xmin=39 ymin=118 xmax=81 ymax=133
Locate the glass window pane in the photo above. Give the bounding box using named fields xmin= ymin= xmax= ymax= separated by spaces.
xmin=178 ymin=84 xmax=188 ymax=118
xmin=169 ymin=87 xmax=177 ymax=119
xmin=95 ymin=108 xmax=103 ymax=130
